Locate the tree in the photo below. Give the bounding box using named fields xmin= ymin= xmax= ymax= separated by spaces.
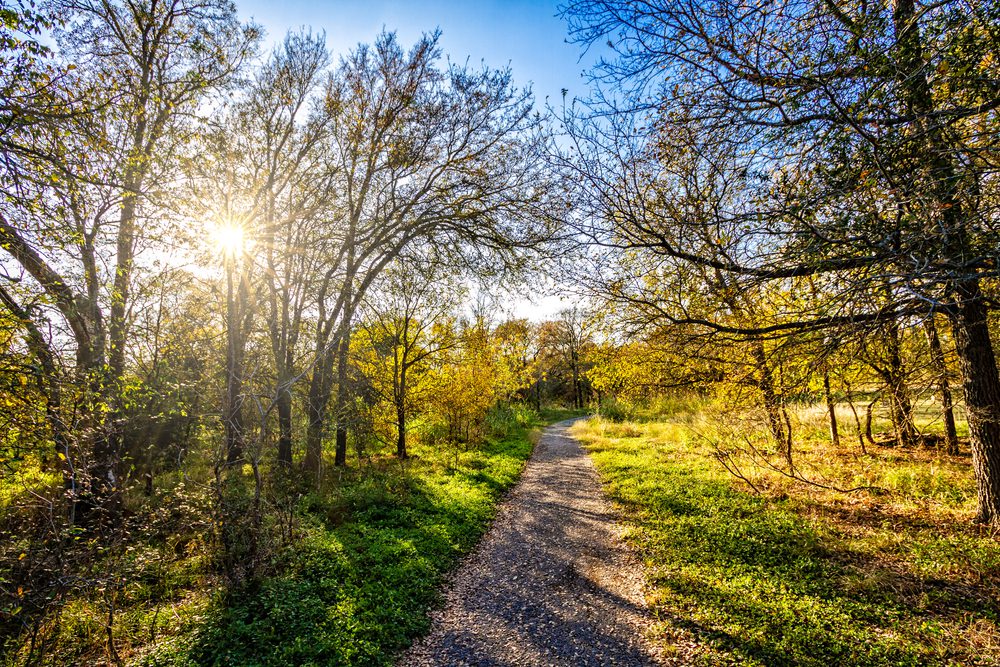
xmin=492 ymin=318 xmax=541 ymax=405
xmin=187 ymin=30 xmax=333 ymax=467
xmin=0 ymin=0 xmax=257 ymax=519
xmin=356 ymin=262 xmax=460 ymax=459
xmin=561 ymin=0 xmax=1000 ymax=523
xmin=554 ymin=307 xmax=594 ymax=409
xmin=429 ymin=314 xmax=503 ymax=445
xmin=301 ymin=30 xmax=557 ymax=474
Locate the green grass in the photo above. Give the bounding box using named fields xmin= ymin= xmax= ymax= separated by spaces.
xmin=131 ymin=417 xmax=544 ymax=667
xmin=0 ymin=407 xmax=559 ymax=666
xmin=571 ymin=408 xmax=1000 ymax=667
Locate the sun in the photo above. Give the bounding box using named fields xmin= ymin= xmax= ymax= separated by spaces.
xmin=210 ymin=222 xmax=248 ymax=258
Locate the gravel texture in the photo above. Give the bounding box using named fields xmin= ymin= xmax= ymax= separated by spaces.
xmin=400 ymin=418 xmax=664 ymax=667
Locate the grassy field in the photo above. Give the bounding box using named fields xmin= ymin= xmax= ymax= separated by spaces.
xmin=571 ymin=399 xmax=1000 ymax=666
xmin=2 ymin=407 xmax=584 ymax=667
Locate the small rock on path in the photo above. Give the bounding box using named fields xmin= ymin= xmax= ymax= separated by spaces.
xmin=400 ymin=418 xmax=664 ymax=667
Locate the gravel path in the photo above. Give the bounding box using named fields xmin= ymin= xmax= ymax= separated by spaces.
xmin=400 ymin=418 xmax=663 ymax=667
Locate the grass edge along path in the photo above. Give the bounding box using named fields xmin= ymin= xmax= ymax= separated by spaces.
xmin=570 ymin=415 xmax=1000 ymax=667
xmin=135 ymin=408 xmax=584 ymax=667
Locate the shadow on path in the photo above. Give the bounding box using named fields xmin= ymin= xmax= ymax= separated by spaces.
xmin=400 ymin=420 xmax=663 ymax=666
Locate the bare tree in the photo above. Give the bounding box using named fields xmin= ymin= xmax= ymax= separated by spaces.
xmin=560 ymin=0 xmax=1000 ymax=523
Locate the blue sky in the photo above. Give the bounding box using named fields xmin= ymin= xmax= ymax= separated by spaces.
xmin=239 ymin=0 xmax=592 ymax=107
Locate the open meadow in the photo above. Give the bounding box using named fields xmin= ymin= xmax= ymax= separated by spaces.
xmin=572 ymin=399 xmax=1000 ymax=666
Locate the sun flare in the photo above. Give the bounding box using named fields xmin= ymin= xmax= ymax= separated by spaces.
xmin=210 ymin=222 xmax=249 ymax=258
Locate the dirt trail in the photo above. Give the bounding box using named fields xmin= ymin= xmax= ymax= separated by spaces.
xmin=400 ymin=418 xmax=663 ymax=666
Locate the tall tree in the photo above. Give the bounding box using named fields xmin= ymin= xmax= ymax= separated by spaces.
xmin=188 ymin=30 xmax=333 ymax=467
xmin=0 ymin=0 xmax=257 ymax=518
xmin=561 ymin=0 xmax=1000 ymax=523
xmin=301 ymin=30 xmax=557 ymax=475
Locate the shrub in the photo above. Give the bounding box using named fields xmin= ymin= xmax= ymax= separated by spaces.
xmin=598 ymin=398 xmax=633 ymax=423
xmin=485 ymin=403 xmax=538 ymax=438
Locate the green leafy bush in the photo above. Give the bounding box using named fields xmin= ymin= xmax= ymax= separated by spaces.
xmin=597 ymin=398 xmax=633 ymax=422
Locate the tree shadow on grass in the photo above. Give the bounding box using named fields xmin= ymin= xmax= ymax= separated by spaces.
xmin=628 ymin=476 xmax=1000 ymax=667
xmin=177 ymin=444 xmax=538 ymax=667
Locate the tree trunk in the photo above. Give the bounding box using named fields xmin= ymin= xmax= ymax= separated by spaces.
xmin=575 ymin=374 xmax=582 ymax=409
xmin=886 ymin=317 xmax=918 ymax=447
xmin=925 ymin=316 xmax=959 ymax=454
xmin=223 ymin=265 xmax=248 ymax=465
xmin=782 ymin=407 xmax=794 ymax=468
xmin=752 ymin=342 xmax=786 ymax=452
xmin=276 ymin=387 xmax=293 ymax=466
xmin=303 ymin=349 xmax=333 ymax=476
xmin=823 ymin=370 xmax=840 ymax=448
xmin=864 ymin=397 xmax=877 ymax=448
xmin=396 ymin=401 xmax=407 ymax=459
xmin=334 ymin=333 xmax=350 ymax=467
xmin=890 ymin=0 xmax=1000 ymax=521
xmin=271 ymin=314 xmax=300 ymax=467
xmin=303 ymin=400 xmax=325 ymax=476
xmin=949 ymin=283 xmax=1000 ymax=524
xmin=223 ymin=372 xmax=245 ymax=465
xmin=333 ymin=239 xmax=356 ymax=468
xmin=848 ymin=399 xmax=867 ymax=455
xmin=396 ymin=363 xmax=408 ymax=458
xmin=104 ymin=96 xmax=154 ymax=514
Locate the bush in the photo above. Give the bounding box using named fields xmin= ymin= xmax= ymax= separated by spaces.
xmin=485 ymin=403 xmax=538 ymax=438
xmin=598 ymin=398 xmax=633 ymax=422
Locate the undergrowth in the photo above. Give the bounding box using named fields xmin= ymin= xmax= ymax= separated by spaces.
xmin=2 ymin=407 xmax=584 ymax=666
xmin=571 ymin=402 xmax=1000 ymax=666
xmin=140 ymin=425 xmax=541 ymax=666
